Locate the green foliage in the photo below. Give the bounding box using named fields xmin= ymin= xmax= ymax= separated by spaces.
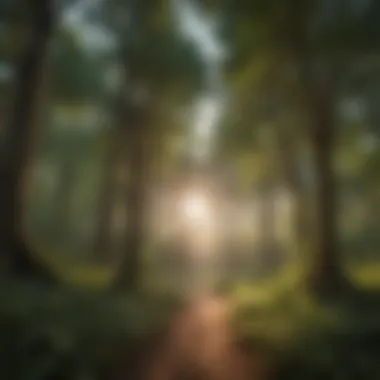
xmin=315 ymin=1 xmax=380 ymax=54
xmin=231 ymin=265 xmax=380 ymax=379
xmin=48 ymin=28 xmax=105 ymax=102
xmin=0 ymin=280 xmax=180 ymax=379
xmin=95 ymin=0 xmax=204 ymax=93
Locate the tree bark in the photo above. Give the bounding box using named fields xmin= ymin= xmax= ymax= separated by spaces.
xmin=93 ymin=132 xmax=121 ymax=264
xmin=50 ymin=158 xmax=75 ymax=247
xmin=309 ymin=81 xmax=342 ymax=287
xmin=93 ymin=89 xmax=136 ymax=264
xmin=287 ymin=0 xmax=345 ymax=292
xmin=112 ymin=83 xmax=152 ymax=291
xmin=257 ymin=179 xmax=279 ymax=275
xmin=0 ymin=0 xmax=55 ymax=282
xmin=277 ymin=126 xmax=310 ymax=260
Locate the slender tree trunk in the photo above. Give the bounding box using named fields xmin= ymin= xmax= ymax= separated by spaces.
xmin=310 ymin=83 xmax=342 ymax=286
xmin=94 ymin=164 xmax=115 ymax=264
xmin=258 ymin=179 xmax=278 ymax=274
xmin=0 ymin=0 xmax=55 ymax=281
xmin=277 ymin=127 xmax=310 ymax=260
xmin=93 ymin=131 xmax=121 ymax=263
xmin=113 ymin=83 xmax=152 ymax=291
xmin=120 ymin=132 xmax=146 ymax=289
xmin=51 ymin=158 xmax=75 ymax=246
xmin=301 ymin=66 xmax=344 ymax=291
xmin=287 ymin=0 xmax=344 ymax=292
xmin=93 ymin=89 xmax=136 ymax=264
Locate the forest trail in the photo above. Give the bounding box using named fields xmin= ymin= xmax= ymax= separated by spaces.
xmin=142 ymin=294 xmax=273 ymax=380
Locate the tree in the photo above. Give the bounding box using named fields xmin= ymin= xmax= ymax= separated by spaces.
xmin=218 ymin=50 xmax=311 ymax=276
xmin=274 ymin=0 xmax=380 ymax=292
xmin=43 ymin=27 xmax=106 ymax=250
xmin=215 ymin=0 xmax=380 ymax=294
xmin=0 ymin=0 xmax=56 ymax=280
xmin=284 ymin=0 xmax=379 ymax=291
xmin=93 ymin=126 xmax=120 ymax=264
xmin=90 ymin=0 xmax=203 ymax=290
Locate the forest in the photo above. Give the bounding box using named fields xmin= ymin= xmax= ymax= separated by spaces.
xmin=0 ymin=0 xmax=380 ymax=379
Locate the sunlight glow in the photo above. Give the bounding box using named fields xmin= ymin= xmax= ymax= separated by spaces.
xmin=175 ymin=183 xmax=221 ymax=261
xmin=182 ymin=191 xmax=212 ymax=225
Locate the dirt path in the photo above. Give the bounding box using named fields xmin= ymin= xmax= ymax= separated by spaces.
xmin=142 ymin=294 xmax=272 ymax=380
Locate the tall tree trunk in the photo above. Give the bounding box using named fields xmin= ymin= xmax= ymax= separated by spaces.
xmin=0 ymin=0 xmax=55 ymax=281
xmin=287 ymin=0 xmax=344 ymax=292
xmin=277 ymin=126 xmax=310 ymax=262
xmin=51 ymin=158 xmax=75 ymax=247
xmin=258 ymin=179 xmax=278 ymax=275
xmin=93 ymin=90 xmax=135 ymax=264
xmin=93 ymin=132 xmax=120 ymax=263
xmin=113 ymin=83 xmax=152 ymax=291
xmin=93 ymin=163 xmax=115 ymax=264
xmin=309 ymin=82 xmax=342 ymax=287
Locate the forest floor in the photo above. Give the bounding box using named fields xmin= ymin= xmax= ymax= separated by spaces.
xmin=2 ymin=265 xmax=380 ymax=379
xmin=139 ymin=294 xmax=273 ymax=380
xmin=110 ymin=284 xmax=380 ymax=380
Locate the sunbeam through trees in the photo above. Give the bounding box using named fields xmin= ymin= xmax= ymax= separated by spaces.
xmin=0 ymin=0 xmax=380 ymax=379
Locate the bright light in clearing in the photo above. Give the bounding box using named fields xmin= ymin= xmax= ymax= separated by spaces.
xmin=182 ymin=192 xmax=211 ymax=224
xmin=175 ymin=181 xmax=222 ymax=262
